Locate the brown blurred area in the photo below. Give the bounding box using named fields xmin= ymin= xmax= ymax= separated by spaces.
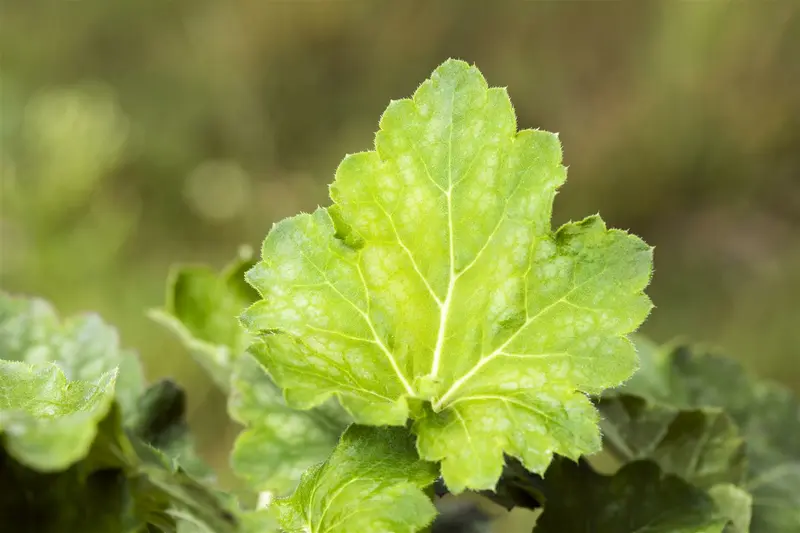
xmin=1 ymin=1 xmax=798 ymax=514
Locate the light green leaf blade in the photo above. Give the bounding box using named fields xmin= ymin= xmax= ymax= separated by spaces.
xmin=535 ymin=459 xmax=728 ymax=533
xmin=230 ymin=348 xmax=350 ymax=495
xmin=242 ymin=59 xmax=653 ymax=492
xmin=271 ymin=425 xmax=438 ymax=533
xmin=149 ymin=248 xmax=258 ymax=390
xmin=709 ymin=484 xmax=752 ymax=533
xmin=0 ymin=360 xmax=117 ymax=471
xmin=0 ymin=292 xmax=144 ymax=418
xmin=624 ymin=343 xmax=800 ymax=533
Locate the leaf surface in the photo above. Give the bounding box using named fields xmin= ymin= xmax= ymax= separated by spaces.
xmin=0 ymin=360 xmax=116 ymax=471
xmin=271 ymin=425 xmax=438 ymax=533
xmin=622 ymin=343 xmax=800 ymax=533
xmin=0 ymin=292 xmax=143 ymax=417
xmin=230 ymin=349 xmax=349 ymax=495
xmin=535 ymin=459 xmax=728 ymax=533
xmin=242 ymin=59 xmax=653 ymax=491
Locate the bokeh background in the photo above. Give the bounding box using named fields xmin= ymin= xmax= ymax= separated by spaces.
xmin=1 ymin=2 xmax=798 ymax=529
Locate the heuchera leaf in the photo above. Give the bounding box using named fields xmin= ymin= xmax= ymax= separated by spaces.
xmin=149 ymin=248 xmax=258 ymax=390
xmin=598 ymin=394 xmax=747 ymax=489
xmin=242 ymin=58 xmax=653 ymax=492
xmin=0 ymin=360 xmax=116 ymax=471
xmin=270 ymin=425 xmax=438 ymax=533
xmin=0 ymin=291 xmax=144 ymax=418
xmin=621 ymin=343 xmax=800 ymax=533
xmin=535 ymin=459 xmax=728 ymax=533
xmin=598 ymin=394 xmax=750 ymax=532
xmin=230 ymin=349 xmax=350 ymax=495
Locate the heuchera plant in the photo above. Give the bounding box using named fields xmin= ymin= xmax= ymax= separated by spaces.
xmin=2 ymin=60 xmax=797 ymax=533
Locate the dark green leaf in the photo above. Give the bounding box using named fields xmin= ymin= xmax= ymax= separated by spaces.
xmin=535 ymin=459 xmax=728 ymax=533
xmin=622 ymin=343 xmax=800 ymax=532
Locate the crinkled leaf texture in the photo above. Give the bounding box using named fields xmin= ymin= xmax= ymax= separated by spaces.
xmin=621 ymin=342 xmax=800 ymax=533
xmin=0 ymin=291 xmax=144 ymax=418
xmin=271 ymin=425 xmax=438 ymax=533
xmin=151 ymin=251 xmax=351 ymax=494
xmin=535 ymin=458 xmax=729 ymax=533
xmin=0 ymin=360 xmax=116 ymax=471
xmin=242 ymin=58 xmax=653 ymax=492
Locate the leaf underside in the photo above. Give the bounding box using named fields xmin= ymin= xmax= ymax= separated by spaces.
xmin=243 ymin=59 xmax=653 ymax=491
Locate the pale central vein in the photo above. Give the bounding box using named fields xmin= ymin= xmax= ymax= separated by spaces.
xmin=430 ymin=88 xmax=458 ymax=378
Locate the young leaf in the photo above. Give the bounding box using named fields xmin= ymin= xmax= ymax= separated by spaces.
xmin=535 ymin=459 xmax=729 ymax=533
xmin=0 ymin=360 xmax=116 ymax=471
xmin=149 ymin=248 xmax=258 ymax=390
xmin=271 ymin=425 xmax=438 ymax=533
xmin=0 ymin=292 xmax=144 ymax=417
xmin=230 ymin=349 xmax=350 ymax=495
xmin=152 ymin=251 xmax=352 ymax=494
xmin=242 ymin=59 xmax=653 ymax=492
xmin=621 ymin=343 xmax=800 ymax=533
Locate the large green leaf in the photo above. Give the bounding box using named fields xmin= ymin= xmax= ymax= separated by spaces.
xmin=621 ymin=342 xmax=800 ymax=533
xmin=535 ymin=459 xmax=728 ymax=533
xmin=242 ymin=59 xmax=653 ymax=492
xmin=0 ymin=360 xmax=117 ymax=471
xmin=271 ymin=425 xmax=438 ymax=533
xmin=230 ymin=349 xmax=349 ymax=495
xmin=0 ymin=292 xmax=144 ymax=417
xmin=149 ymin=248 xmax=258 ymax=390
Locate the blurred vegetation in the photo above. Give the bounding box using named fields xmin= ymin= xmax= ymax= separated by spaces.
xmin=1 ymin=2 xmax=798 ymax=529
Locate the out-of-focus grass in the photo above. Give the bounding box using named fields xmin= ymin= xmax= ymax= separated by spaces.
xmin=1 ymin=3 xmax=798 ymax=529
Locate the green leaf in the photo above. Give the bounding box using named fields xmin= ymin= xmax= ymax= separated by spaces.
xmin=535 ymin=459 xmax=728 ymax=533
xmin=242 ymin=59 xmax=653 ymax=492
xmin=623 ymin=343 xmax=800 ymax=532
xmin=598 ymin=394 xmax=747 ymax=489
xmin=708 ymin=484 xmax=753 ymax=533
xmin=271 ymin=425 xmax=438 ymax=533
xmin=230 ymin=349 xmax=350 ymax=495
xmin=128 ymin=379 xmax=215 ymax=482
xmin=0 ymin=292 xmax=144 ymax=418
xmin=151 ymin=249 xmax=351 ymax=494
xmin=149 ymin=247 xmax=258 ymax=390
xmin=0 ymin=360 xmax=117 ymax=471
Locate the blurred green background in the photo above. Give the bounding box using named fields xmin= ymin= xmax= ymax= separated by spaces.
xmin=1 ymin=2 xmax=798 ymax=526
